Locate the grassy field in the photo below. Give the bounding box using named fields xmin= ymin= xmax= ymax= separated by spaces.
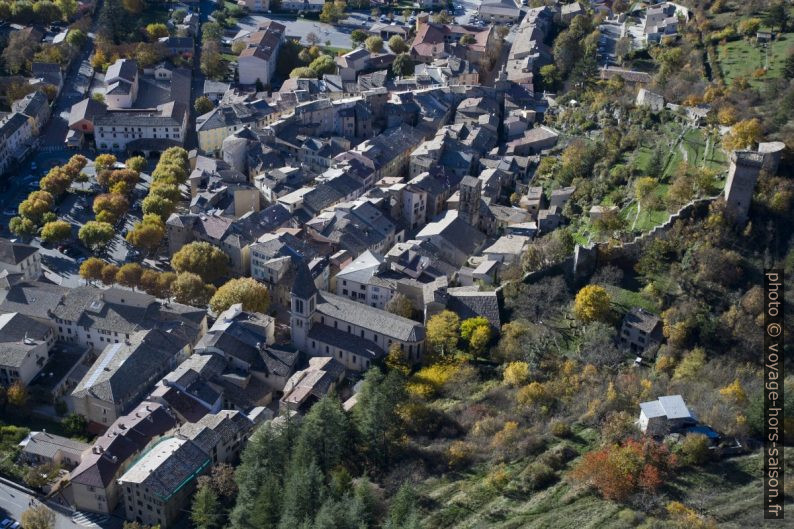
xmin=717 ymin=33 xmax=793 ymax=87
xmin=417 ymin=448 xmax=786 ymax=529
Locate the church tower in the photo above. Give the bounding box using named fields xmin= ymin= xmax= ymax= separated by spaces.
xmin=290 ymin=261 xmax=317 ymax=352
xmin=458 ymin=175 xmax=482 ymax=228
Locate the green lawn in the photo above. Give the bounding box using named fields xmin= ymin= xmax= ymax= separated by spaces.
xmin=416 ymin=448 xmax=782 ymax=529
xmin=321 ymin=46 xmax=352 ymax=56
xmin=604 ymin=284 xmax=660 ymax=315
xmin=717 ymin=33 xmax=793 ymax=87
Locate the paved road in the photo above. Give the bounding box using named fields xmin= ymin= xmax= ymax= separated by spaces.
xmin=0 ymin=479 xmax=122 ymax=529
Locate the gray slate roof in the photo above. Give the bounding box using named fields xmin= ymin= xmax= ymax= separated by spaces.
xmin=446 ymin=287 xmax=501 ymax=328
xmin=71 ymin=328 xmax=189 ymax=404
xmin=0 ymin=237 xmax=37 ymax=265
xmin=316 ymin=292 xmax=425 ymax=342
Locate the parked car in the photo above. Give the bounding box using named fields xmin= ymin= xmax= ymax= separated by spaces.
xmin=1 ymin=519 xmax=13 ymax=529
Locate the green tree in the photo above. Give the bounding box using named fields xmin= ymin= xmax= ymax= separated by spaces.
xmin=365 ymin=36 xmax=383 ymax=53
xmin=392 ymin=53 xmax=413 ymax=77
xmin=66 ymin=28 xmax=86 ymax=47
xmin=385 ymin=483 xmax=420 ymax=529
xmin=388 ymin=35 xmax=409 ymax=54
xmin=292 ymin=395 xmax=349 ymax=474
xmin=172 ymin=272 xmax=216 ymax=306
xmin=195 ymin=96 xmax=214 ymax=115
xmin=209 ymin=277 xmax=270 ymax=314
xmin=351 ymin=29 xmax=368 ymax=45
xmin=172 ymin=241 xmax=229 ymax=283
xmin=191 ymin=482 xmax=221 ymax=529
xmin=78 ymin=221 xmax=115 ymax=251
xmin=539 ymin=64 xmax=560 ymax=89
xmin=426 ymin=310 xmax=460 ymax=355
xmin=354 ymin=369 xmax=405 ymax=470
xmin=765 ymin=1 xmax=789 ymax=32
xmin=55 ymin=0 xmax=77 ymax=20
xmin=40 ymin=220 xmax=72 ymax=243
xmin=201 ymin=40 xmax=225 ymax=80
xmin=309 ymin=54 xmax=337 ymax=76
xmin=634 ymin=176 xmax=658 ymax=211
xmin=290 ymin=66 xmax=317 ymax=78
xmin=279 ymin=459 xmax=325 ymax=528
xmin=63 ymin=413 xmax=87 ymax=436
xmin=9 ymin=217 xmax=37 ymax=238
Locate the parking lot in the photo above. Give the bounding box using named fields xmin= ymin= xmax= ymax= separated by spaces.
xmin=0 ymin=156 xmax=147 ymax=288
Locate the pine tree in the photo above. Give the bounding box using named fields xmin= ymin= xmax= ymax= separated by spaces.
xmin=385 ymin=483 xmax=419 ymax=529
xmin=279 ymin=459 xmax=325 ymax=528
xmin=354 ymin=369 xmax=405 ymax=471
xmin=292 ymin=396 xmax=350 ymax=474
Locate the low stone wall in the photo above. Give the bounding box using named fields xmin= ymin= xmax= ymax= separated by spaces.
xmin=495 ymin=194 xmax=721 ymax=300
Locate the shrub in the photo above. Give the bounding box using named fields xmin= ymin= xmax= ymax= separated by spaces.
xmin=678 ymin=433 xmax=711 ymax=466
xmin=503 ymin=361 xmax=530 ymax=386
xmin=571 ymin=438 xmax=677 ymax=501
xmin=550 ymin=420 xmax=571 ymax=438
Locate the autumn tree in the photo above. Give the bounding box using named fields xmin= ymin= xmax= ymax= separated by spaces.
xmin=385 ymin=292 xmax=413 ymax=318
xmin=572 ymin=438 xmax=676 ymax=501
xmin=503 ymin=361 xmax=531 ymax=386
xmin=209 ymin=278 xmax=270 ymax=314
xmin=80 ymin=257 xmax=106 ymax=284
xmin=36 ymin=220 xmax=69 ymax=246
xmin=426 ymin=310 xmax=460 ymax=355
xmin=142 ymin=194 xmax=176 ymax=221
xmin=126 ymin=155 xmax=147 ymax=173
xmin=39 ymin=167 xmax=72 ymax=196
xmin=7 ymin=381 xmax=28 ymax=408
xmin=723 ymin=118 xmax=763 ymax=150
xmin=126 ymin=214 xmax=165 ymax=255
xmin=78 ymin=221 xmax=115 ymax=251
xmin=94 ymin=153 xmax=117 ymax=172
xmin=116 ymin=263 xmax=143 ymax=290
xmin=19 ymin=190 xmax=54 ymax=222
xmin=172 ymin=272 xmax=216 ymax=307
xmin=146 ymin=23 xmax=169 ymax=39
xmin=93 ymin=193 xmax=129 ymax=224
xmin=20 ymin=505 xmax=55 ymax=529
xmin=9 ymin=217 xmax=37 ymax=238
xmin=573 ymin=285 xmax=611 ymax=323
xmin=172 ymin=241 xmax=230 ymax=283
